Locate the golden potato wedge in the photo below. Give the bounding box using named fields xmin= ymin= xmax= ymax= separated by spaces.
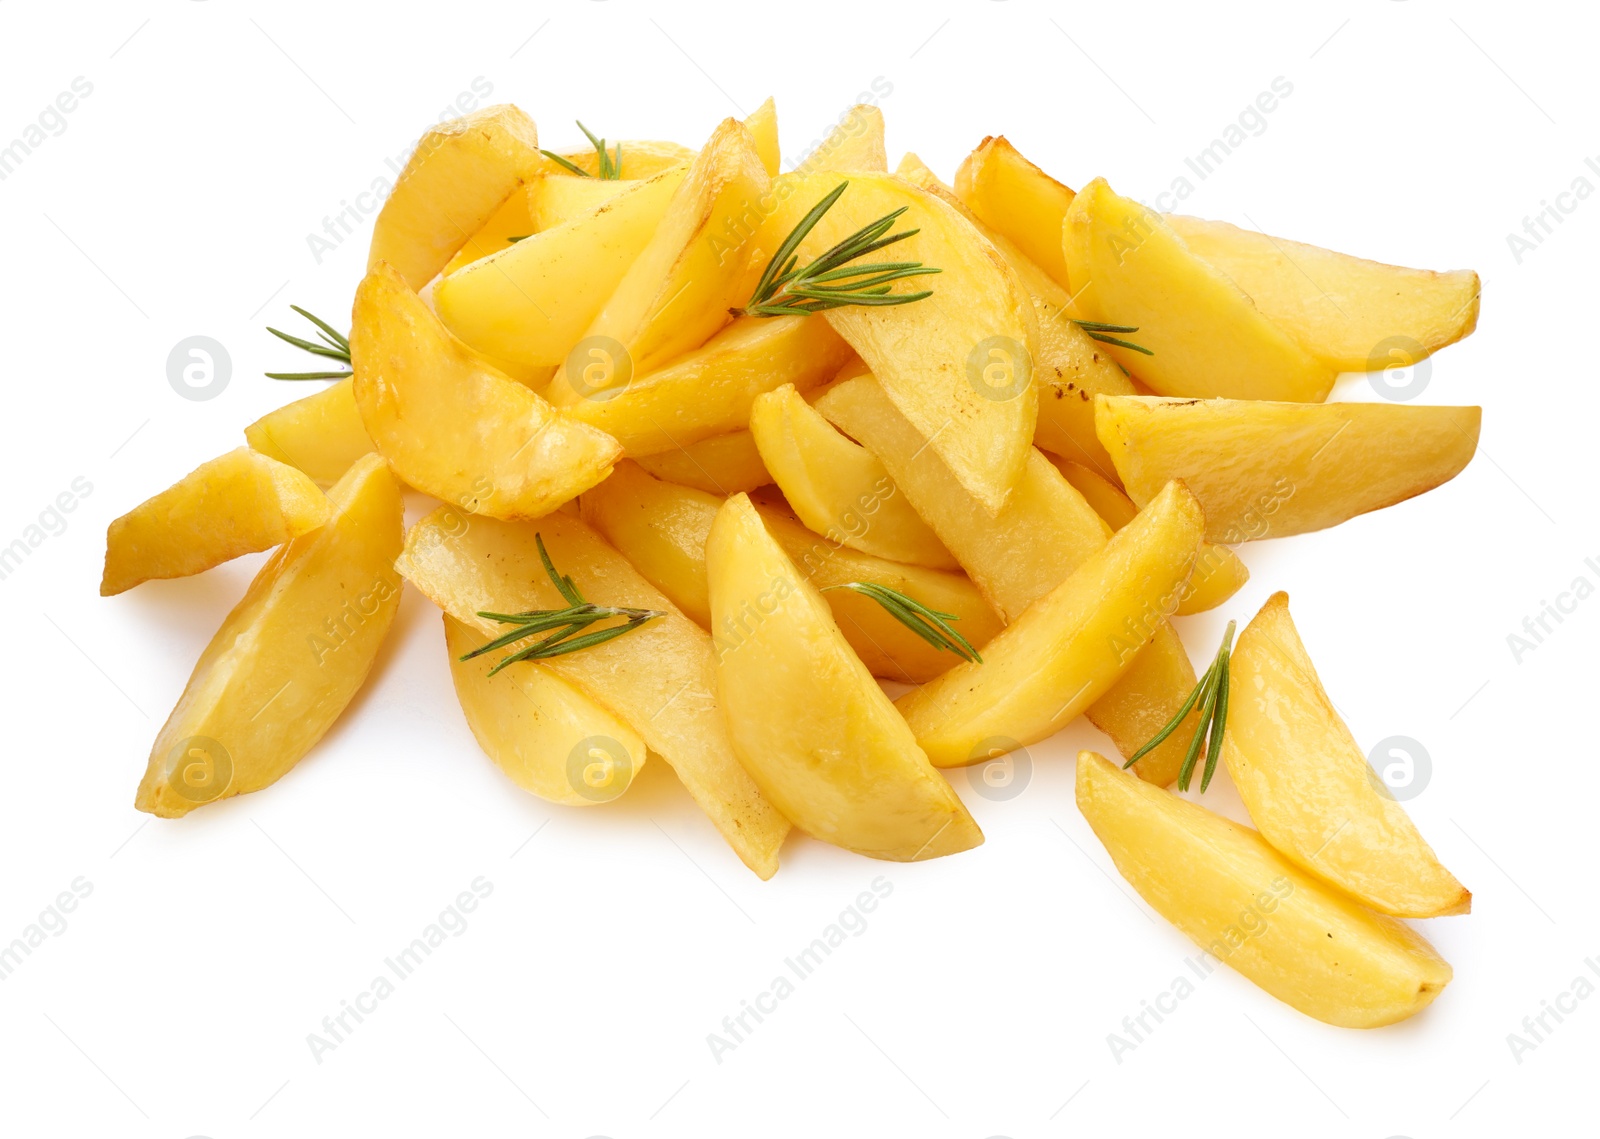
xmin=634 ymin=430 xmax=771 ymax=495
xmin=442 ymin=184 xmax=537 ymax=276
xmin=246 ymin=377 xmax=376 ymax=487
xmin=478 ymin=356 xmax=558 ymax=391
xmin=1226 ymin=594 xmax=1470 ymax=917
xmin=434 ymin=165 xmax=687 ymax=366
xmin=954 ymin=136 xmax=1076 ymax=289
xmin=817 ymin=376 xmax=1104 ymax=611
xmin=351 ymin=263 xmax=621 ymax=518
xmin=896 ymin=482 xmax=1203 ymax=766
xmin=1075 ymin=751 xmax=1452 ymax=1028
xmin=555 ymin=315 xmax=853 ymax=453
xmin=135 ymin=454 xmax=403 ymax=817
xmin=1087 ymin=623 xmax=1207 ymax=788
xmin=816 ymin=373 xmax=1202 ymax=784
xmin=898 ymin=153 xmax=1136 ymax=482
xmin=1166 ymin=214 xmax=1481 ymax=372
xmin=750 ymin=384 xmax=957 ymax=569
xmin=1053 ymin=458 xmax=1248 ymax=616
xmin=805 ymin=104 xmax=887 ymax=173
xmin=442 ymin=615 xmax=647 ymax=806
xmin=545 ymin=118 xmax=772 ymax=391
xmin=745 ymin=97 xmax=780 ymax=177
xmin=367 ymin=104 xmax=544 ymax=289
xmin=756 ymin=171 xmax=1039 ymax=514
xmin=528 ymin=174 xmax=640 ymax=232
xmin=102 ymin=448 xmax=329 ymax=596
xmin=708 ymin=493 xmax=981 ymax=860
xmin=397 ymin=508 xmax=789 ymax=878
xmin=550 ymin=138 xmax=695 ymax=178
xmin=581 ymin=462 xmax=1000 ymax=683
xmin=1063 ymin=178 xmax=1337 ymax=402
xmin=1095 ymin=395 xmax=1481 ymax=542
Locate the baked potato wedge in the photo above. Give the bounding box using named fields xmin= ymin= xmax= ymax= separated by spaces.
xmin=1052 ymin=457 xmax=1247 ymax=616
xmin=442 ymin=184 xmax=538 ymax=277
xmin=368 ymin=104 xmax=544 ymax=289
xmin=633 ymin=430 xmax=771 ymax=495
xmin=581 ymin=462 xmax=999 ymax=683
xmin=756 ymin=171 xmax=1039 ymax=514
xmin=744 ymin=97 xmax=780 ymax=177
xmin=545 ymin=118 xmax=772 ymax=390
xmin=397 ymin=508 xmax=789 ymax=878
xmin=954 ymin=135 xmax=1076 ymax=289
xmin=351 ymin=262 xmax=621 ymax=518
xmin=750 ymin=383 xmax=957 ymax=569
xmin=443 ymin=615 xmax=647 ymax=806
xmin=1166 ymin=214 xmax=1481 ymax=373
xmin=528 ymin=175 xmax=640 ymax=232
xmin=102 ymin=447 xmax=329 ymax=596
xmin=1226 ymin=593 xmax=1470 ymax=917
xmin=245 ymin=377 xmax=376 ymax=487
xmin=707 ymin=493 xmax=981 ymax=860
xmin=135 ymin=454 xmax=402 ymax=817
xmin=816 ymin=374 xmax=1203 ymax=783
xmin=807 ymin=104 xmax=887 ymax=173
xmin=557 ymin=315 xmax=852 ymax=453
xmin=1095 ymin=394 xmax=1481 ymax=542
xmin=897 ymin=152 xmax=1136 ymax=482
xmin=434 ymin=164 xmax=687 ymax=366
xmin=1076 ymin=751 xmax=1453 ymax=1028
xmin=1063 ymin=178 xmax=1337 ymax=402
xmin=896 ymin=481 xmax=1203 ymax=766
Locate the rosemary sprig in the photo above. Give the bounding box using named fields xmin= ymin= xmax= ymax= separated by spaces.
xmin=1071 ymin=319 xmax=1153 ymax=356
xmin=1123 ymin=620 xmax=1236 ymax=792
xmin=541 ymin=121 xmax=622 ymax=179
xmin=743 ymin=181 xmax=940 ymax=317
xmin=821 ymin=581 xmax=981 ymax=664
xmin=461 ymin=535 xmax=665 ymax=675
xmin=265 ymin=306 xmax=352 ymax=380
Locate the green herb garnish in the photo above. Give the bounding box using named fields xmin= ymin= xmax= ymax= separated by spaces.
xmin=541 ymin=121 xmax=622 ymax=179
xmin=461 ymin=535 xmax=665 ymax=675
xmin=1071 ymin=319 xmax=1153 ymax=356
xmin=1124 ymin=620 xmax=1235 ymax=791
xmin=821 ymin=581 xmax=980 ymax=664
xmin=264 ymin=306 xmax=352 ymax=380
xmin=744 ymin=181 xmax=940 ymax=317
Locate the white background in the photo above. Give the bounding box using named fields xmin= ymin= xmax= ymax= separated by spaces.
xmin=0 ymin=1 xmax=1591 ymax=1135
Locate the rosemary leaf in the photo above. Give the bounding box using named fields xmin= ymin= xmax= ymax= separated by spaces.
xmin=1070 ymin=318 xmax=1154 ymax=357
xmin=540 ymin=150 xmax=590 ymax=177
xmin=1124 ymin=621 xmax=1237 ymax=793
xmin=265 ymin=306 xmax=352 ymax=381
xmin=744 ymin=181 xmax=939 ymax=318
xmin=543 ymin=121 xmax=624 ymax=180
xmin=464 ymin=535 xmax=665 ymax=671
xmin=821 ymin=581 xmax=980 ymax=663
